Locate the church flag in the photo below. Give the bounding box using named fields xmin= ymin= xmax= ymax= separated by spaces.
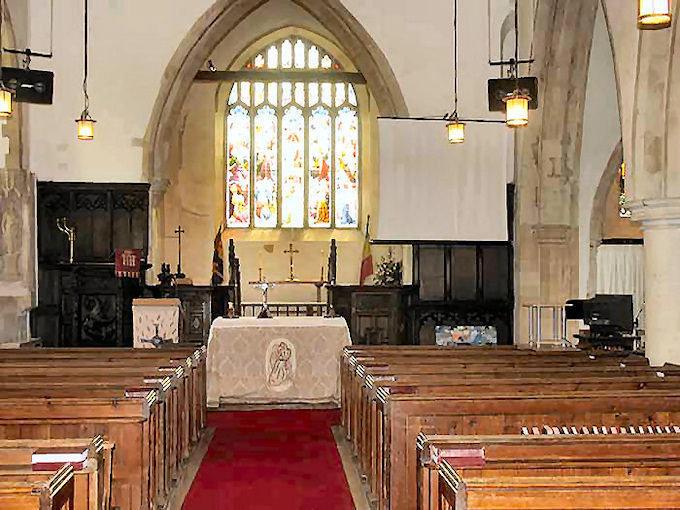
xmin=212 ymin=226 xmax=224 ymax=286
xmin=360 ymin=219 xmax=373 ymax=285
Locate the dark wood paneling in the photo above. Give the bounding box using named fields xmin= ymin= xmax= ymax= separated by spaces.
xmin=37 ymin=182 xmax=149 ymax=264
xmin=36 ymin=182 xmax=150 ymax=347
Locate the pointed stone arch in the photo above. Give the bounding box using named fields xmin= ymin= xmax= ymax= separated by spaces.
xmin=143 ymin=0 xmax=407 ymax=186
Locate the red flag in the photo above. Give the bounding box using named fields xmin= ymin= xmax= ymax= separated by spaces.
xmin=360 ymin=236 xmax=373 ymax=285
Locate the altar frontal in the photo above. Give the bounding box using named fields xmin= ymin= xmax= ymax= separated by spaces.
xmin=207 ymin=316 xmax=351 ymax=406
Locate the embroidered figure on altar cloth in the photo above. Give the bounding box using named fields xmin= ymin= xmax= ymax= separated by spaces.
xmin=265 ymin=338 xmax=296 ymax=391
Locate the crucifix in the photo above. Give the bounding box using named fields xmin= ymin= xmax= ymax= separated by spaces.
xmin=174 ymin=225 xmax=186 ymax=278
xmin=283 ymin=242 xmax=300 ymax=281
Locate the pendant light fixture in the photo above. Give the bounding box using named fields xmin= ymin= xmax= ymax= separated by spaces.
xmin=638 ymin=0 xmax=672 ymax=29
xmin=76 ymin=0 xmax=95 ymax=140
xmin=446 ymin=0 xmax=465 ymax=143
xmin=0 ymin=1 xmax=14 ymax=118
xmin=504 ymin=0 xmax=530 ymax=128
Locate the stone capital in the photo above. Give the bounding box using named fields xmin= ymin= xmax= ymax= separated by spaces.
xmin=628 ymin=198 xmax=680 ymax=230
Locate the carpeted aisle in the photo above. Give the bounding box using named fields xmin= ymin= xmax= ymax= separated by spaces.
xmin=182 ymin=409 xmax=356 ymax=509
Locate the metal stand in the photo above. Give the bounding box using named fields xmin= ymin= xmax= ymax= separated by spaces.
xmin=250 ymin=279 xmax=275 ymax=319
xmin=524 ymin=304 xmax=570 ymax=348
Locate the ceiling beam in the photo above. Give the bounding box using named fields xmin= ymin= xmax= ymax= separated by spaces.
xmin=194 ymin=70 xmax=367 ymax=84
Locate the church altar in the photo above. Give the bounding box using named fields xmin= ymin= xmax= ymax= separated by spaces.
xmin=206 ymin=316 xmax=351 ymax=406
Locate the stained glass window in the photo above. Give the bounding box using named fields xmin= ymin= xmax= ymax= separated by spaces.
xmin=226 ymin=37 xmax=360 ymax=229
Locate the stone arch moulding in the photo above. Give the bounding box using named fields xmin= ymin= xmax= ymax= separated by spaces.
xmin=143 ymin=0 xmax=408 ymax=187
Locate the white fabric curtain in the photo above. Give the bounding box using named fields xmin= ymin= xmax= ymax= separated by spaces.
xmin=596 ymin=244 xmax=644 ymax=328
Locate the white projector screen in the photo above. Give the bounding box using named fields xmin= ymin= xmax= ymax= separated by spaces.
xmin=377 ymin=119 xmax=509 ymax=242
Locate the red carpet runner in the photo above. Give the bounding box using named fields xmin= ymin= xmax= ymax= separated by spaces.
xmin=182 ymin=409 xmax=355 ymax=509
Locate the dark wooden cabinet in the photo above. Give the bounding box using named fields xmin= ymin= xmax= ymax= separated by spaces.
xmin=36 ymin=263 xmax=145 ymax=347
xmin=150 ymin=285 xmax=235 ymax=343
xmin=35 ymin=182 xmax=150 ymax=347
xmin=329 ymin=286 xmax=416 ymax=345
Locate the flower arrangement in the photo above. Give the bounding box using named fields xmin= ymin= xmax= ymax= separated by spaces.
xmin=374 ymin=249 xmax=402 ymax=286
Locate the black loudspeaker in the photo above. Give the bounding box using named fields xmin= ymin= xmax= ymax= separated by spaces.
xmin=488 ymin=77 xmax=539 ymax=112
xmin=2 ymin=67 xmax=54 ymax=104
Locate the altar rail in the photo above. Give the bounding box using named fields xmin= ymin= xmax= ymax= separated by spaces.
xmin=241 ymin=302 xmax=328 ymax=317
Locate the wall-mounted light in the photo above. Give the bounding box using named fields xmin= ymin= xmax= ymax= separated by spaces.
xmin=504 ymin=91 xmax=530 ymax=127
xmin=76 ymin=0 xmax=95 ymax=140
xmin=0 ymin=86 xmax=13 ymax=117
xmin=0 ymin=0 xmax=13 ymax=117
xmin=638 ymin=0 xmax=672 ymax=29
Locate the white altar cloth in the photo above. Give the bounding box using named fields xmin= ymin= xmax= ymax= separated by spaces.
xmin=207 ymin=316 xmax=351 ymax=406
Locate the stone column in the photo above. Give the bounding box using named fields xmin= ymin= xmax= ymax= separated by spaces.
xmin=629 ymin=199 xmax=680 ymax=366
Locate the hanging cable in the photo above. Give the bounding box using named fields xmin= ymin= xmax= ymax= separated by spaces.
xmin=82 ymin=0 xmax=89 ymax=115
xmin=453 ymin=0 xmax=458 ymax=117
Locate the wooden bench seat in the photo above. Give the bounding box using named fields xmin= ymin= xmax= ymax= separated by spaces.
xmin=0 ymin=463 xmax=75 ymax=510
xmin=0 ymin=436 xmax=113 ymax=510
xmin=354 ymin=370 xmax=680 ymax=491
xmin=417 ymin=433 xmax=680 ymax=510
xmin=341 ymin=347 xmax=680 ymax=509
xmin=0 ymin=347 xmax=207 ymax=510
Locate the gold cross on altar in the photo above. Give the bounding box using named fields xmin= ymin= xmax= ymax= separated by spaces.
xmin=283 ymin=243 xmax=300 ymax=281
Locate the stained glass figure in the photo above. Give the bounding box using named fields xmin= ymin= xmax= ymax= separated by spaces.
xmin=226 ymin=105 xmax=251 ymax=227
xmin=240 ymin=82 xmax=251 ymax=106
xmin=321 ymin=54 xmax=332 ymax=69
xmin=308 ymin=46 xmax=320 ymax=69
xmin=294 ymin=83 xmax=305 ymax=106
xmin=281 ymin=82 xmax=292 ymax=105
xmin=281 ymin=107 xmax=305 ymax=228
xmin=335 ymin=83 xmax=346 ymax=107
xmin=309 ymin=107 xmax=332 ymax=228
xmin=281 ymin=40 xmax=293 ymax=68
xmin=268 ymin=82 xmax=278 ymax=106
xmin=294 ymin=40 xmax=305 ymax=68
xmin=254 ymin=82 xmax=265 ymax=106
xmin=267 ymin=45 xmax=278 ymax=69
xmin=254 ymin=106 xmax=278 ymax=228
xmin=321 ymin=83 xmax=332 ymax=106
xmin=308 ymin=83 xmax=319 ymax=106
xmin=254 ymin=54 xmax=265 ymax=69
xmin=335 ymin=107 xmax=359 ymax=228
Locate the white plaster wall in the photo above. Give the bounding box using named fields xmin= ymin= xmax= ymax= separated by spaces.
xmin=25 ymin=0 xmax=512 ymax=183
xmin=27 ymin=0 xmax=214 ymax=181
xmin=578 ymin=3 xmax=621 ymax=297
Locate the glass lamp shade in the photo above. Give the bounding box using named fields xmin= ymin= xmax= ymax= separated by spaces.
xmin=639 ymin=0 xmax=672 ymax=29
xmin=0 ymin=88 xmax=13 ymax=118
xmin=446 ymin=120 xmax=465 ymax=144
xmin=76 ymin=117 xmax=95 ymax=141
xmin=504 ymin=93 xmax=530 ymax=127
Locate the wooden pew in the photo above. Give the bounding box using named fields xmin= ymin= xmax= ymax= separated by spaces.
xmin=0 ymin=346 xmax=207 ymax=446
xmin=0 ymin=365 xmax=182 ymax=505
xmin=356 ymin=369 xmax=680 ymax=497
xmin=340 ymin=346 xmax=649 ymax=432
xmin=378 ymin=389 xmax=680 ymax=510
xmin=441 ymin=475 xmax=680 ymax=509
xmin=0 ymin=347 xmax=207 ymax=510
xmin=0 ymin=463 xmax=75 ymax=510
xmin=417 ymin=433 xmax=680 ymax=510
xmin=340 ymin=348 xmax=680 ymax=508
xmin=0 ymin=436 xmax=114 ymax=510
